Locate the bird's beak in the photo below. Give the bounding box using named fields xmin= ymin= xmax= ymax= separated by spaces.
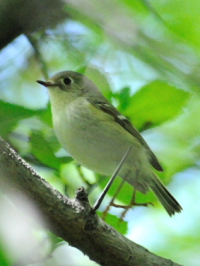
xmin=37 ymin=80 xmax=56 ymax=87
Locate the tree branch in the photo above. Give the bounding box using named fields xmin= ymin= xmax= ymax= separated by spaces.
xmin=0 ymin=138 xmax=183 ymax=266
xmin=0 ymin=0 xmax=67 ymax=50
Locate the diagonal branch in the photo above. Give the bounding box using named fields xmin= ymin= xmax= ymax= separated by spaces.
xmin=0 ymin=138 xmax=183 ymax=266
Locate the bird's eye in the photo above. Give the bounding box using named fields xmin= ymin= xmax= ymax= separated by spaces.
xmin=63 ymin=77 xmax=72 ymax=85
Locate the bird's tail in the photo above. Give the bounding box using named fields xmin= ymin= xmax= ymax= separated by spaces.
xmin=149 ymin=174 xmax=182 ymax=216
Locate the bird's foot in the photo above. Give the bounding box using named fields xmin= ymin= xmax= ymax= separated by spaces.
xmin=111 ymin=201 xmax=154 ymax=220
xmin=102 ymin=200 xmax=153 ymax=221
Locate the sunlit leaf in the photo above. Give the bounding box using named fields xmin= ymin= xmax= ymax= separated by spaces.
xmin=0 ymin=100 xmax=43 ymax=137
xmin=0 ymin=239 xmax=10 ymax=266
xmin=124 ymin=80 xmax=190 ymax=130
xmin=97 ymin=212 xmax=128 ymax=235
xmin=115 ymin=87 xmax=132 ymax=111
xmin=37 ymin=103 xmax=53 ymax=127
xmin=152 ymin=0 xmax=200 ymax=48
xmin=30 ymin=131 xmax=61 ymax=170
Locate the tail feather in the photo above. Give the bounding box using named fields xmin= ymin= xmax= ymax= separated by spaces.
xmin=150 ymin=175 xmax=182 ymax=216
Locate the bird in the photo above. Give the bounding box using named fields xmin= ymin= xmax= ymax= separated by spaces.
xmin=37 ymin=71 xmax=182 ymax=216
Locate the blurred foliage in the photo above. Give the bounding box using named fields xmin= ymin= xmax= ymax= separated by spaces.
xmin=1 ymin=0 xmax=200 ymax=265
xmin=0 ymin=241 xmax=10 ymax=266
xmin=98 ymin=212 xmax=128 ymax=235
xmin=117 ymin=80 xmax=190 ymax=130
xmin=0 ymin=100 xmax=43 ymax=138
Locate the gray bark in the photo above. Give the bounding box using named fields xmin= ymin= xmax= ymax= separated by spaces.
xmin=0 ymin=138 xmax=183 ymax=266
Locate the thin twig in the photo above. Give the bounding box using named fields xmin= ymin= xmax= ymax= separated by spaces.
xmin=101 ymin=178 xmax=126 ymax=220
xmin=92 ymin=146 xmax=132 ymax=212
xmin=76 ymin=164 xmax=93 ymax=187
xmin=26 ymin=33 xmax=49 ymax=80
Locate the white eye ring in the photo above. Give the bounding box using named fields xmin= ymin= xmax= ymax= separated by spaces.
xmin=63 ymin=77 xmax=73 ymax=85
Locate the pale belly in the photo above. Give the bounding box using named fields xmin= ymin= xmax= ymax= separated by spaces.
xmin=52 ymin=105 xmax=147 ymax=177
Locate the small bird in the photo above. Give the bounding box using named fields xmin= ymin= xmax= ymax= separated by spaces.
xmin=37 ymin=71 xmax=182 ymax=216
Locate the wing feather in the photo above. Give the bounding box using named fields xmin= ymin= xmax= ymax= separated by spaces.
xmin=93 ymin=100 xmax=163 ymax=172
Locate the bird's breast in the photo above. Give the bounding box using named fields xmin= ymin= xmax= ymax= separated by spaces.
xmin=51 ymin=99 xmax=146 ymax=176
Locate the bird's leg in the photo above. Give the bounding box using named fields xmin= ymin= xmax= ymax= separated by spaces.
xmin=93 ymin=146 xmax=132 ymax=212
xmin=102 ymin=171 xmax=153 ymax=220
xmin=119 ymin=176 xmax=154 ymax=220
xmin=101 ymin=178 xmax=126 ymax=220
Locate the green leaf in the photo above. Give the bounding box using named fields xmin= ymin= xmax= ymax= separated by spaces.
xmin=47 ymin=231 xmax=64 ymax=252
xmin=37 ymin=103 xmax=53 ymax=128
xmin=97 ymin=175 xmax=134 ymax=205
xmin=115 ymin=87 xmax=132 ymax=111
xmin=97 ymin=212 xmax=128 ymax=235
xmin=30 ymin=132 xmax=61 ymax=170
xmin=152 ymin=0 xmax=200 ymax=48
xmin=0 ymin=238 xmax=10 ymax=266
xmin=124 ymin=80 xmax=190 ymax=130
xmin=59 ymin=156 xmax=74 ymax=164
xmin=0 ymin=100 xmax=43 ymax=137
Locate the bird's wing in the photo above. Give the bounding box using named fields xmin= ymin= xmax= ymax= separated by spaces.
xmin=93 ymin=100 xmax=163 ymax=172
